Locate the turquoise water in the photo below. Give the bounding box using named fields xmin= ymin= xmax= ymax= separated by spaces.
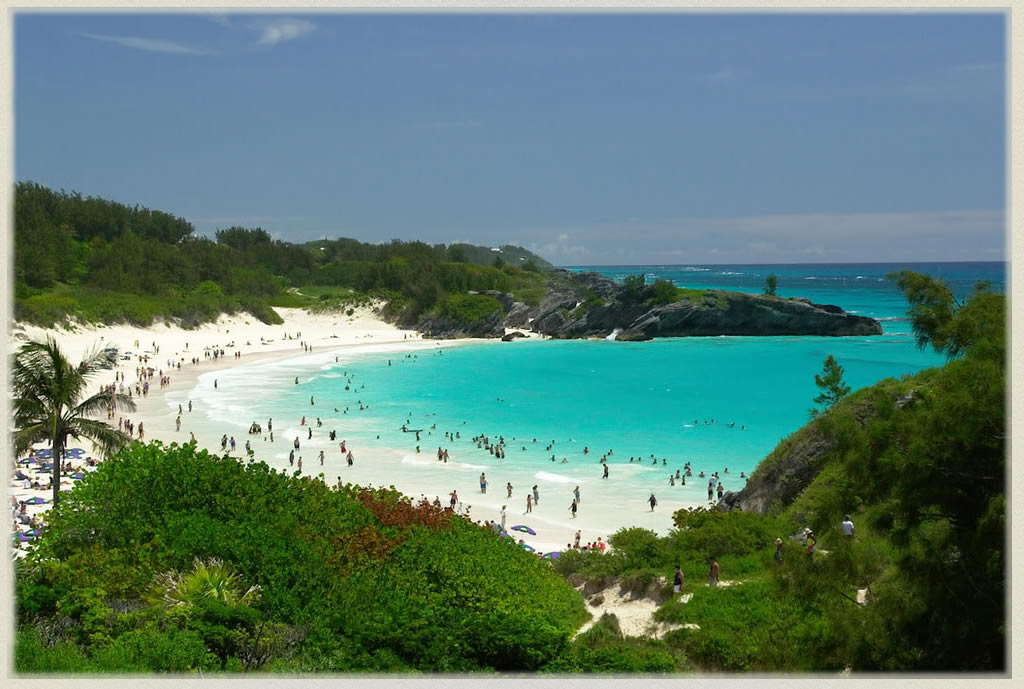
xmin=193 ymin=262 xmax=1002 ymax=498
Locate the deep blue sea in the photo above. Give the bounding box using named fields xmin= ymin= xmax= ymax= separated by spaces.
xmin=185 ymin=262 xmax=1004 ymax=533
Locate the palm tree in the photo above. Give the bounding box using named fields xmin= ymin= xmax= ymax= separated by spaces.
xmin=12 ymin=336 xmax=135 ymax=506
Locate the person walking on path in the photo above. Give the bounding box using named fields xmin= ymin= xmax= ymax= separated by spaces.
xmin=841 ymin=515 xmax=855 ymax=538
xmin=708 ymin=557 xmax=720 ymax=587
xmin=673 ymin=566 xmax=684 ymax=594
xmin=649 ymin=493 xmax=658 ymax=511
xmin=806 ymin=530 xmax=817 ymax=559
xmin=774 ymin=538 xmax=784 ymax=563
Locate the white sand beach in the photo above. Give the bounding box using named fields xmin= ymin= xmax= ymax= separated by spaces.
xmin=10 ymin=306 xmax=702 ymax=558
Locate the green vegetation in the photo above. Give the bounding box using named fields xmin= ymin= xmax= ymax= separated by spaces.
xmin=438 ymin=294 xmax=504 ymax=327
xmin=13 ymin=337 xmax=135 ymax=506
xmin=622 ymin=273 xmax=647 ymax=300
xmin=809 ymin=355 xmax=850 ymax=417
xmin=15 ymin=441 xmax=587 ymax=673
xmin=14 ymin=182 xmax=550 ymax=329
xmin=764 ymin=274 xmax=778 ymax=296
xmin=554 ymin=273 xmax=1005 ymax=672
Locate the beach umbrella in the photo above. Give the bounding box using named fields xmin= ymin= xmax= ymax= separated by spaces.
xmin=520 ymin=543 xmax=536 ymax=552
xmin=511 ymin=525 xmax=537 ymax=535
xmin=25 ymin=497 xmax=48 ymax=505
xmin=67 ymin=448 xmax=85 ymax=457
xmin=13 ymin=533 xmax=31 ymax=543
xmin=17 ymin=458 xmax=36 ymax=465
xmin=541 ymin=552 xmax=562 ymax=560
xmin=38 ymin=449 xmax=53 ymax=458
xmin=72 ymin=472 xmax=85 ymax=480
xmin=27 ymin=529 xmax=40 ymax=537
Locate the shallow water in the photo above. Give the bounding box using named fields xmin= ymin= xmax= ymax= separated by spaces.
xmin=169 ymin=262 xmax=1003 ymax=537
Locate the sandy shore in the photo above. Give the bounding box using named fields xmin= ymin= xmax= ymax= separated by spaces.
xmin=10 ymin=306 xmax=703 ymax=557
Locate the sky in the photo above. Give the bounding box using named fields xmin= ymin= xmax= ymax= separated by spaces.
xmin=14 ymin=12 xmax=1007 ymax=265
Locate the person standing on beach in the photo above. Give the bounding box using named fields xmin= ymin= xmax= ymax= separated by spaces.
xmin=188 ymin=400 xmax=192 ymax=412
xmin=297 ymin=457 xmax=302 ymax=472
xmin=507 ymin=482 xmax=513 ymax=498
xmin=449 ymin=490 xmax=458 ymax=510
xmin=602 ymin=464 xmax=609 ymax=479
xmin=500 ymin=505 xmax=507 ymax=532
xmin=532 ymin=485 xmax=540 ymax=504
xmin=319 ymin=450 xmax=325 ymax=466
xmin=175 ymin=416 xmax=181 ymax=432
xmin=526 ymin=494 xmax=533 ymax=513
xmin=709 ymin=558 xmax=720 ymax=586
xmin=573 ymin=485 xmax=581 ymax=504
xmin=649 ymin=493 xmax=658 ymax=511
xmin=673 ymin=566 xmax=684 ymax=594
xmin=289 ymin=450 xmax=295 ymax=466
xmin=569 ymin=498 xmax=578 ymax=518
xmin=574 ymin=530 xmax=582 ymax=548
xmin=480 ymin=473 xmax=488 ymax=494
xmin=294 ymin=437 xmax=300 ymax=451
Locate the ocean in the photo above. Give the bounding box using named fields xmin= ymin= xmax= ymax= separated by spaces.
xmin=171 ymin=262 xmax=1004 ymax=538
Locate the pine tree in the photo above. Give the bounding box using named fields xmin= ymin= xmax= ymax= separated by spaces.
xmin=810 ymin=355 xmax=850 ymax=417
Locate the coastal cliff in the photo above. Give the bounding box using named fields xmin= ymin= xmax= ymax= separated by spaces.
xmin=417 ymin=269 xmax=884 ymax=340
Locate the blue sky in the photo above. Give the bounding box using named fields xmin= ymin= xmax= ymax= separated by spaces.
xmin=14 ymin=12 xmax=1006 ymax=265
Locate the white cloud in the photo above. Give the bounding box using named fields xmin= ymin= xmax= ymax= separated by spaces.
xmin=251 ymin=18 xmax=316 ymax=46
xmin=78 ymin=32 xmax=215 ymax=55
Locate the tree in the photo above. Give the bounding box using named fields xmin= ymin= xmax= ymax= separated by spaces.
xmin=492 ymin=255 xmax=505 ymax=269
xmin=764 ymin=274 xmax=778 ymax=296
xmin=447 ymin=245 xmax=468 ymax=263
xmin=888 ymin=271 xmax=1004 ymax=361
xmin=650 ymin=279 xmax=678 ymax=305
xmin=810 ymin=355 xmax=850 ymax=417
xmin=623 ymin=274 xmax=646 ymax=300
xmin=13 ymin=337 xmax=135 ymax=506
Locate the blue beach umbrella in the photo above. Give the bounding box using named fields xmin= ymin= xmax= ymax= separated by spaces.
xmin=72 ymin=472 xmax=85 ymax=480
xmin=27 ymin=529 xmax=41 ymax=537
xmin=25 ymin=497 xmax=47 ymax=505
xmin=520 ymin=543 xmax=536 ymax=552
xmin=511 ymin=525 xmax=537 ymax=535
xmin=541 ymin=552 xmax=562 ymax=560
xmin=18 ymin=458 xmax=36 ymax=465
xmin=13 ymin=533 xmax=31 ymax=543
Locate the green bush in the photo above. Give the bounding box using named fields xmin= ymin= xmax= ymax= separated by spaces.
xmin=438 ymin=294 xmax=503 ymax=326
xmin=17 ymin=441 xmax=586 ymax=673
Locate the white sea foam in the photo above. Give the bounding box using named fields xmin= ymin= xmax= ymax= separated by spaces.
xmin=535 ymin=471 xmax=579 ymax=484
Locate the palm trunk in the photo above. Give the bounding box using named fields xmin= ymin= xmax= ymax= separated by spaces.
xmin=52 ymin=431 xmax=63 ymax=507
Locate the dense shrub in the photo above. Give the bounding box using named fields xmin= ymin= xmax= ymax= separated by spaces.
xmin=16 ymin=442 xmax=586 ymax=673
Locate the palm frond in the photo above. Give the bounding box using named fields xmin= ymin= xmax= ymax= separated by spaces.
xmin=67 ymin=418 xmax=132 ymax=458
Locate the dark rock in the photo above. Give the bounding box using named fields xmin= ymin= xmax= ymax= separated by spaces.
xmin=718 ymin=491 xmax=742 ymax=512
xmin=589 ymin=594 xmax=605 ymax=607
xmin=501 ymin=331 xmax=527 ymax=342
xmin=505 ymin=302 xmax=532 ymax=328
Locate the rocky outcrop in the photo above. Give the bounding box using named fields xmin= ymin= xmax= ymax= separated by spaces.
xmin=415 ymin=269 xmax=883 ymax=340
xmin=415 ymin=309 xmax=505 ymax=339
xmin=523 ymin=270 xmax=882 ymax=341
